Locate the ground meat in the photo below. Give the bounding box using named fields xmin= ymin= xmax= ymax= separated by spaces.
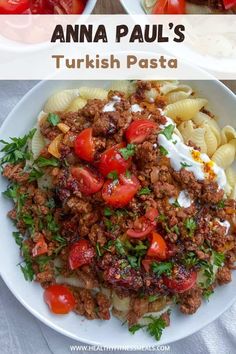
xmin=93 ymin=112 xmax=119 ymax=136
xmin=179 ymin=287 xmax=202 ymax=315
xmin=216 ymin=266 xmax=232 ymax=285
xmin=88 ymin=224 xmax=107 ymax=246
xmin=3 ymin=163 xmax=29 ymax=183
xmin=74 ymin=288 xmax=97 ymax=320
xmin=96 ymin=292 xmax=111 ymax=320
xmin=35 ymin=264 xmax=55 ymax=284
xmin=153 ymin=181 xmax=178 ymax=199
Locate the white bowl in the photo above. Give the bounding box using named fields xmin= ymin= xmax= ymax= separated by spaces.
xmin=0 ymin=79 xmax=236 ymax=348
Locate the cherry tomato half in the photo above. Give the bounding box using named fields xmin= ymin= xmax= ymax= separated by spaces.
xmin=127 ymin=216 xmax=155 ymax=239
xmin=72 ymin=0 xmax=87 ymax=13
xmin=145 ymin=207 xmax=159 ymax=223
xmin=147 ymin=232 xmax=167 ymax=260
xmin=163 ymin=267 xmax=197 ymax=293
xmin=44 ymin=284 xmax=76 ymax=314
xmin=32 ymin=236 xmax=48 ymax=257
xmin=74 ymin=128 xmax=94 ymax=162
xmin=0 ymin=0 xmax=30 ymax=14
xmin=125 ymin=120 xmax=157 ymax=144
xmin=223 ymin=0 xmax=236 ymax=9
xmin=68 ymin=239 xmax=95 ymax=270
xmin=151 ymin=0 xmax=185 ymax=14
xmin=99 ymin=143 xmax=131 ymax=177
xmin=142 ymin=258 xmax=153 ymax=272
xmin=102 ymin=174 xmax=140 ymax=208
xmin=71 ymin=166 xmax=104 ymax=195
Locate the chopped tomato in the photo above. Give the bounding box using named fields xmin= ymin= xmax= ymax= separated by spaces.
xmin=163 ymin=267 xmax=197 ymax=293
xmin=44 ymin=284 xmax=76 ymax=314
xmin=74 ymin=128 xmax=94 ymax=162
xmin=0 ymin=0 xmax=30 ymax=14
xmin=125 ymin=120 xmax=157 ymax=144
xmin=127 ymin=216 xmax=155 ymax=238
xmin=71 ymin=166 xmax=104 ymax=195
xmin=142 ymin=258 xmax=153 ymax=272
xmin=99 ymin=143 xmax=131 ymax=177
xmin=223 ymin=0 xmax=236 ymax=9
xmin=102 ymin=174 xmax=140 ymax=208
xmin=145 ymin=207 xmax=159 ymax=223
xmin=72 ymin=0 xmax=87 ymax=13
xmin=151 ymin=0 xmax=185 ymax=14
xmin=32 ymin=236 xmax=48 ymax=257
xmin=68 ymin=239 xmax=95 ymax=270
xmin=147 ymin=232 xmax=167 ymax=260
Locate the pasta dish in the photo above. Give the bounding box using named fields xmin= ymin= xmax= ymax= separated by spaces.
xmin=141 ymin=0 xmax=236 ymax=13
xmin=1 ymin=80 xmax=236 ymax=341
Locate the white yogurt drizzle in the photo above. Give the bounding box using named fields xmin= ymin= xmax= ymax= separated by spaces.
xmin=216 ymin=219 xmax=231 ymax=235
xmin=157 ymin=115 xmax=227 ymax=190
xmin=169 ymin=190 xmax=192 ymax=208
xmin=102 ymin=95 xmax=121 ymax=112
xmin=131 ymin=104 xmax=143 ymax=113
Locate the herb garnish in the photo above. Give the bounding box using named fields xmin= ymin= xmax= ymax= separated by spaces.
xmin=104 ymin=207 xmax=113 ymax=217
xmin=184 ymin=218 xmax=197 ymax=237
xmin=36 ymin=156 xmax=60 ymax=168
xmin=160 ymin=124 xmax=175 ymax=140
xmin=159 ymin=146 xmax=168 ymax=156
xmin=152 ymin=261 xmax=173 ymax=277
xmin=47 ymin=113 xmax=60 ymax=126
xmin=107 ymin=170 xmax=118 ymax=180
xmin=119 ymin=144 xmax=136 ymax=160
xmin=129 ymin=314 xmax=168 ymax=341
xmin=138 ymin=187 xmax=151 ymax=196
xmin=180 ymin=162 xmax=192 ymax=168
xmin=0 ymin=129 xmax=36 ymax=171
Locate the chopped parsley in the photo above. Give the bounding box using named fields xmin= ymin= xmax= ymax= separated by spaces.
xmin=104 ymin=207 xmax=113 ymax=217
xmin=159 ymin=146 xmax=168 ymax=156
xmin=115 ymin=239 xmax=126 ymax=256
xmin=148 ymin=295 xmax=159 ymax=303
xmin=184 ymin=217 xmax=197 ymax=237
xmin=172 ymin=199 xmax=181 ymax=208
xmin=36 ymin=156 xmax=60 ymax=168
xmin=160 ymin=124 xmax=175 ymax=140
xmin=104 ymin=218 xmax=115 ymax=231
xmin=119 ymin=144 xmax=136 ymax=160
xmin=182 ymin=252 xmax=200 ymax=268
xmin=107 ymin=170 xmax=118 ymax=180
xmin=152 ymin=261 xmax=173 ymax=277
xmin=12 ymin=231 xmax=24 ymax=247
xmin=217 ymin=200 xmax=225 ymax=209
xmin=96 ymin=243 xmax=102 ymax=257
xmin=180 ymin=162 xmax=192 ymax=168
xmin=0 ymin=129 xmax=36 ymax=171
xmin=20 ymin=243 xmax=34 ymax=281
xmin=29 ymin=168 xmax=43 ymax=182
xmin=129 ymin=314 xmax=168 ymax=341
xmin=138 ymin=187 xmax=151 ymax=196
xmin=47 ymin=113 xmax=60 ymax=126
xmin=213 ymin=251 xmax=225 ymax=267
xmin=203 ymin=288 xmax=214 ymax=301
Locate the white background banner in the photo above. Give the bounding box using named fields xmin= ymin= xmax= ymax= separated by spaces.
xmin=0 ymin=15 xmax=235 ymax=79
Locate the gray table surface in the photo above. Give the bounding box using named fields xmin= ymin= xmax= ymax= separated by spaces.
xmin=0 ymin=81 xmax=236 ymax=354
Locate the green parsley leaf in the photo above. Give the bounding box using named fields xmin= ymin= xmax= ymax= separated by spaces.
xmin=159 ymin=146 xmax=168 ymax=156
xmin=171 ymin=225 xmax=180 ymax=235
xmin=160 ymin=124 xmax=175 ymax=140
xmin=180 ymin=162 xmax=192 ymax=168
xmin=20 ymin=262 xmax=34 ymax=281
xmin=53 ymin=235 xmax=67 ymax=245
xmin=145 ymin=315 xmax=167 ymax=341
xmin=46 ymin=214 xmax=60 ymax=234
xmin=184 ymin=217 xmax=197 ymax=237
xmin=36 ymin=157 xmax=60 ymax=168
xmin=3 ymin=183 xmax=19 ymax=199
xmin=104 ymin=218 xmax=114 ymax=231
xmin=35 ymin=255 xmax=52 ymax=272
xmin=172 ymin=199 xmax=181 ymax=208
xmin=103 ymin=240 xmax=114 ymax=252
xmin=217 ymin=200 xmax=225 ymax=209
xmin=12 ymin=231 xmax=23 ymax=247
xmin=129 ymin=324 xmax=145 ymax=334
xmin=182 ymin=252 xmax=200 ymax=268
xmin=203 ymin=288 xmax=214 ymax=301
xmin=22 ymin=214 xmax=34 ymax=227
xmin=138 ymin=187 xmax=151 ymax=196
xmin=96 ymin=243 xmax=102 ymax=257
xmin=152 ymin=261 xmax=173 ymax=277
xmin=0 ymin=129 xmax=36 ymax=171
xmin=119 ymin=144 xmax=136 ymax=160
xmin=107 ymin=170 xmax=118 ymax=180
xmin=29 ymin=168 xmax=43 ymax=182
xmin=127 ymin=255 xmax=139 ymax=269
xmin=47 ymin=113 xmax=60 ymax=126
xmin=125 ymin=170 xmax=131 ymax=178
xmin=213 ymin=251 xmax=225 ymax=267
xmin=115 ymin=239 xmax=126 ymax=256
xmin=104 ymin=207 xmax=113 ymax=217
xmin=148 ymin=295 xmax=159 ymax=303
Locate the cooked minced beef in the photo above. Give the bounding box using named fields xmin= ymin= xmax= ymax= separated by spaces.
xmin=1 ymin=81 xmax=236 ymax=335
